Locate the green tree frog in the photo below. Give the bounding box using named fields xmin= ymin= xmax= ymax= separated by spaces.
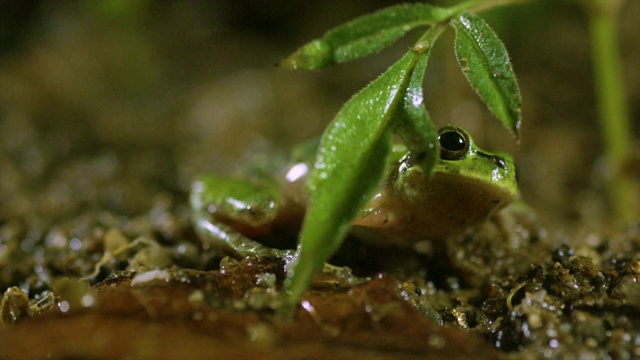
xmin=190 ymin=125 xmax=517 ymax=296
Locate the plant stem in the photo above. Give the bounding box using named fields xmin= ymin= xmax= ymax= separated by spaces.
xmin=451 ymin=0 xmax=534 ymax=14
xmin=585 ymin=0 xmax=638 ymax=223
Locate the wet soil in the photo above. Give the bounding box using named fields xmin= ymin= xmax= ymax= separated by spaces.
xmin=0 ymin=257 xmax=499 ymax=359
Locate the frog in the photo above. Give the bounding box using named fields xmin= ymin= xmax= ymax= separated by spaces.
xmin=190 ymin=125 xmax=517 ymax=311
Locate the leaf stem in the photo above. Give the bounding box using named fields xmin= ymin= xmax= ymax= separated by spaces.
xmin=584 ymin=0 xmax=638 ymax=223
xmin=450 ymin=0 xmax=535 ymax=14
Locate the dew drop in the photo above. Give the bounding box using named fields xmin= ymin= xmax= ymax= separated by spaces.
xmin=81 ymin=294 xmax=95 ymax=308
xmin=58 ymin=301 xmax=70 ymax=313
xmin=428 ymin=334 xmax=446 ymax=349
xmin=413 ymin=41 xmax=430 ymax=53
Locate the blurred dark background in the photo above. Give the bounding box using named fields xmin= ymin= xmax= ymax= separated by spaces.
xmin=0 ymin=0 xmax=638 ymax=237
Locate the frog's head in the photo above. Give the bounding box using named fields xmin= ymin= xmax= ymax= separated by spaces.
xmin=370 ymin=125 xmax=518 ymax=241
xmin=433 ymin=125 xmax=517 ymax=202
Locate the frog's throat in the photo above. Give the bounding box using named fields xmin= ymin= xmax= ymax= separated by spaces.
xmin=352 ymin=170 xmax=516 ymax=244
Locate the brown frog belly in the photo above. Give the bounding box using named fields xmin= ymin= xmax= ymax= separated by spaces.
xmin=351 ymin=172 xmax=515 ymax=246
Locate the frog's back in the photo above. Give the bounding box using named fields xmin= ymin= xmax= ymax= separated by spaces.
xmin=228 ymin=126 xmax=517 ymax=247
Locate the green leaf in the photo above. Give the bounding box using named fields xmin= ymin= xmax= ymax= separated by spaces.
xmin=393 ymin=26 xmax=445 ymax=175
xmin=281 ymin=4 xmax=455 ymax=70
xmin=279 ymin=51 xmax=419 ymax=315
xmin=451 ymin=11 xmax=522 ymax=138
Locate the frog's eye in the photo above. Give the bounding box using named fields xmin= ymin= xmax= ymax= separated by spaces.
xmin=438 ymin=127 xmax=469 ymax=161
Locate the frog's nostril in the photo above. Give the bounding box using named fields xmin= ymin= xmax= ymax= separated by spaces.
xmin=494 ymin=156 xmax=508 ymax=171
xmin=478 ymin=152 xmax=509 ymax=171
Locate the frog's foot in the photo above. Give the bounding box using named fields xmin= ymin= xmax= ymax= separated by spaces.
xmin=191 ymin=174 xmax=296 ymax=263
xmin=193 ymin=211 xmax=295 ymax=263
xmin=283 ymin=259 xmax=367 ymax=286
xmin=319 ymin=263 xmax=370 ymax=287
xmin=492 ymin=200 xmax=546 ymax=246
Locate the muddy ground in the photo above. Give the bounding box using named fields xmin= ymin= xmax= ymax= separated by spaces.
xmin=1 ymin=1 xmax=640 ymax=359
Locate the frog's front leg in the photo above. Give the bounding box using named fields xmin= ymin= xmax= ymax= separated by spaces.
xmin=190 ymin=174 xmax=295 ymax=263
